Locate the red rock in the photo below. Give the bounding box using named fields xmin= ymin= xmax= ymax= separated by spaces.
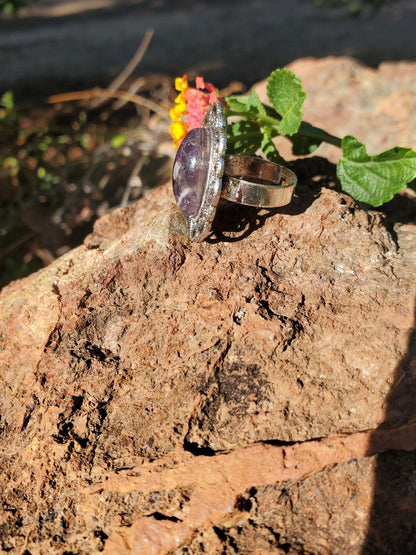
xmin=0 ymin=57 xmax=415 ymax=553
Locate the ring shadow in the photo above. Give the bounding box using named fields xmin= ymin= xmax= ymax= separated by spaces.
xmin=207 ymin=155 xmax=416 ymax=243
xmin=207 ymin=156 xmax=336 ymax=243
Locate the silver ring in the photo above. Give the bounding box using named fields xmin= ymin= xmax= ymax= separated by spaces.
xmin=172 ymin=100 xmax=297 ymax=241
xmin=222 ymin=155 xmax=296 ymax=208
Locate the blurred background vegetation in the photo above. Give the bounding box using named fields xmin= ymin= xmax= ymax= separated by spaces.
xmin=0 ymin=81 xmax=172 ymax=287
xmin=1 ymin=0 xmax=394 ymax=15
xmin=315 ymin=0 xmax=391 ymax=14
xmin=0 ymin=0 xmax=410 ymax=287
xmin=1 ymin=0 xmax=30 ymax=15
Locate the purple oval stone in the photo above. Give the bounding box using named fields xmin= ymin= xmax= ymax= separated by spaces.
xmin=172 ymin=127 xmax=212 ymax=217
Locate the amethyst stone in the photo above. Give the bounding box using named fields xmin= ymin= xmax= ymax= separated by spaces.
xmin=172 ymin=127 xmax=212 ymax=217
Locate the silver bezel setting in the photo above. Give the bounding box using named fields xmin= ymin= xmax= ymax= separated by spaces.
xmin=187 ymin=101 xmax=227 ymax=241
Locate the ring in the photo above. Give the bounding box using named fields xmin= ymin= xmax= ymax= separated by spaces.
xmin=172 ymin=100 xmax=297 ymax=241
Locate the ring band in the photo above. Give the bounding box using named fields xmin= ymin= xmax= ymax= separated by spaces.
xmin=222 ymin=155 xmax=297 ymax=208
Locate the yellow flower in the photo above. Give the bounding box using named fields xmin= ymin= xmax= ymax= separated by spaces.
xmin=175 ymin=75 xmax=188 ymax=92
xmin=170 ymin=120 xmax=188 ymax=147
xmin=169 ymin=102 xmax=186 ymax=122
xmin=170 ymin=74 xmax=189 ymax=146
xmin=174 ymin=90 xmax=186 ymax=106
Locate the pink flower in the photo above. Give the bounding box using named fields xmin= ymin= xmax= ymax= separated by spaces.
xmin=184 ymin=77 xmax=220 ymax=131
xmin=170 ymin=75 xmax=223 ymax=146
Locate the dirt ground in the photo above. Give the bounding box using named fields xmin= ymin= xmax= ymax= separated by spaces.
xmin=1 ymin=0 xmax=416 ymax=96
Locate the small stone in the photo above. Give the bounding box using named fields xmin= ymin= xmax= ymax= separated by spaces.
xmin=172 ymin=128 xmax=211 ymax=217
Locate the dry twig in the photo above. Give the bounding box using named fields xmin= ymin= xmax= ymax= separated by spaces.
xmin=89 ymin=28 xmax=155 ymax=109
xmin=48 ymin=88 xmax=168 ymax=119
xmin=112 ymin=76 xmax=146 ymax=111
xmin=120 ymin=155 xmax=147 ymax=207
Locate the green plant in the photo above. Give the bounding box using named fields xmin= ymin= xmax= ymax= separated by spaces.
xmin=225 ymin=68 xmax=416 ymax=207
xmin=0 ymin=91 xmax=18 ymax=130
xmin=315 ymin=0 xmax=392 ymax=15
xmin=0 ymin=83 xmax=171 ymax=287
xmin=1 ymin=0 xmax=32 ymax=14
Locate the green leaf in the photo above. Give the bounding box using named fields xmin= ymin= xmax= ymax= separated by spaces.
xmin=1 ymin=91 xmax=14 ymax=112
xmin=225 ymin=95 xmax=251 ymax=114
xmin=261 ymin=134 xmax=286 ymax=165
xmin=226 ymin=91 xmax=267 ymax=118
xmin=337 ymin=135 xmax=416 ymax=206
xmin=110 ymin=133 xmax=127 ymax=149
xmin=266 ymin=68 xmax=306 ymax=136
xmin=3 ymin=156 xmax=19 ymax=176
xmin=227 ymin=120 xmax=263 ymax=155
xmin=37 ymin=166 xmax=46 ymax=179
xmin=2 ymin=3 xmax=14 ymax=14
xmin=247 ymin=89 xmax=266 ymax=116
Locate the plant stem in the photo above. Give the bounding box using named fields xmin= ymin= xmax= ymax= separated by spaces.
xmin=225 ymin=109 xmax=278 ymax=128
xmin=226 ymin=107 xmax=342 ymax=149
xmin=299 ymin=121 xmax=342 ymax=148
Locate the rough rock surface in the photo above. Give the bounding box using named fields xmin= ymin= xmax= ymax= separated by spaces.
xmin=1 ymin=58 xmax=416 ymax=553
